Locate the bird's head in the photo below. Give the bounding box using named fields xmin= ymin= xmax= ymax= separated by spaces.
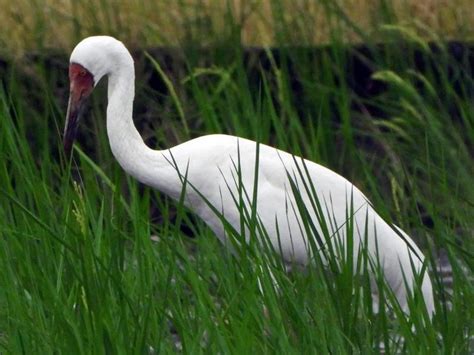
xmin=64 ymin=36 xmax=129 ymax=156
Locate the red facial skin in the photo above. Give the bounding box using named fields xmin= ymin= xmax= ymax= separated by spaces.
xmin=63 ymin=63 xmax=94 ymax=156
xmin=69 ymin=63 xmax=94 ymax=99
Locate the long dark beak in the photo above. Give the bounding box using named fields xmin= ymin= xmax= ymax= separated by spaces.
xmin=63 ymin=63 xmax=94 ymax=157
xmin=63 ymin=90 xmax=86 ymax=156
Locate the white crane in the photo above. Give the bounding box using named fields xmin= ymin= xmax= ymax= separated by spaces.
xmin=64 ymin=36 xmax=435 ymax=317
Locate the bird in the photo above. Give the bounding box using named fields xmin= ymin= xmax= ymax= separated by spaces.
xmin=64 ymin=36 xmax=435 ymax=317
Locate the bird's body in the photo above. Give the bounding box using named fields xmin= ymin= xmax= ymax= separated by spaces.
xmin=64 ymin=36 xmax=435 ymax=316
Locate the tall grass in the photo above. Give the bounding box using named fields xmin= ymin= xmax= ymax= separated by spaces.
xmin=0 ymin=0 xmax=473 ymax=353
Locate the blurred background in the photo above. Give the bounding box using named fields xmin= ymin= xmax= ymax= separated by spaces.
xmin=0 ymin=0 xmax=473 ymax=54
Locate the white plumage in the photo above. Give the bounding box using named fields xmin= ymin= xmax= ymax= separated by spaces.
xmin=64 ymin=36 xmax=435 ymax=316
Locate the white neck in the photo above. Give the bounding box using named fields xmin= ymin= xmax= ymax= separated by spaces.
xmin=105 ymin=56 xmax=181 ymax=197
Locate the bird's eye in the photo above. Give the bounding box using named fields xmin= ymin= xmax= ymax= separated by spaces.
xmin=79 ymin=70 xmax=86 ymax=77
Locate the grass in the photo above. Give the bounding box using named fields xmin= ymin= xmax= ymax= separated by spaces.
xmin=0 ymin=0 xmax=473 ymax=56
xmin=0 ymin=0 xmax=473 ymax=353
